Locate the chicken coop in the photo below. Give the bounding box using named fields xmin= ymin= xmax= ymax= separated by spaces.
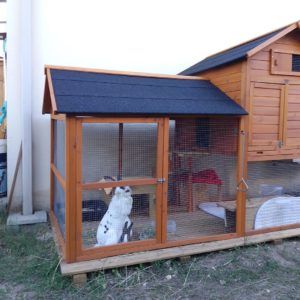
xmin=44 ymin=29 xmax=300 ymax=273
xmin=181 ymin=22 xmax=300 ymax=236
xmin=43 ymin=65 xmax=250 ymax=270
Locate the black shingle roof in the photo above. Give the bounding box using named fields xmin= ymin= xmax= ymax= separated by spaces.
xmin=49 ymin=69 xmax=247 ymax=116
xmin=180 ymin=28 xmax=284 ymax=75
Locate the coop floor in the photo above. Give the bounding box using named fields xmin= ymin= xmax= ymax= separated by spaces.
xmin=82 ymin=208 xmax=231 ymax=248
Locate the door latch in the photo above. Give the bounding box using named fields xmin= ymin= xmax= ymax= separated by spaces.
xmin=157 ymin=178 xmax=165 ymax=183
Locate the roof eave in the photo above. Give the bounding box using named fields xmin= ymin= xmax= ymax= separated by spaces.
xmin=246 ymin=23 xmax=298 ymax=57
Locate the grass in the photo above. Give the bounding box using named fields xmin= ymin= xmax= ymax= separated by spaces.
xmin=0 ymin=210 xmax=300 ymax=299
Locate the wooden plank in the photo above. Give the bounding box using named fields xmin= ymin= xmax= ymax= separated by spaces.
xmin=253 ymin=88 xmax=281 ymax=98
xmin=248 ymin=145 xmax=276 ymax=152
xmin=245 ymin=227 xmax=300 ymax=243
xmin=253 ymin=115 xmax=279 ymax=125
xmin=49 ymin=210 xmax=66 ymax=259
xmin=250 ymin=59 xmax=269 ymax=71
xmin=253 ymin=97 xmax=280 ymax=107
xmin=252 ymin=124 xmax=279 ymax=134
xmin=252 ymin=106 xmax=280 ymax=116
xmin=279 ymin=86 xmax=285 ymax=142
xmin=60 ymin=227 xmax=300 ymax=275
xmin=61 ymin=237 xmax=246 ymax=275
xmin=252 ymin=133 xmax=278 ymax=140
xmin=82 ymin=178 xmax=157 ymax=190
xmin=80 ymin=117 xmax=160 ymax=124
xmin=45 ymin=65 xmax=206 ymax=81
xmin=65 ymin=117 xmax=77 ymax=263
xmin=282 ymin=84 xmax=289 ymax=145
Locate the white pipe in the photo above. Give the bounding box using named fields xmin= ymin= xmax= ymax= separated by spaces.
xmin=20 ymin=0 xmax=32 ymax=215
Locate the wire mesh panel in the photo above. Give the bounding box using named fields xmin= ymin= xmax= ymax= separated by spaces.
xmin=82 ymin=123 xmax=157 ymax=183
xmin=53 ymin=120 xmax=65 ymax=178
xmin=82 ymin=185 xmax=157 ymax=248
xmin=53 ymin=175 xmax=66 ymax=238
xmin=246 ymin=160 xmax=300 ymax=231
xmin=167 ymin=118 xmax=239 ymax=241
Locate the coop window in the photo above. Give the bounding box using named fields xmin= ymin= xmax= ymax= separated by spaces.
xmin=292 ymin=54 xmax=300 ymax=72
xmin=196 ymin=118 xmax=210 ymax=148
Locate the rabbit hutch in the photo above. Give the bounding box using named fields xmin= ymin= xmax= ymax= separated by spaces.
xmin=181 ymin=21 xmax=300 ymax=236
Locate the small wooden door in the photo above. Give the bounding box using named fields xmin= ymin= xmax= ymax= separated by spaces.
xmin=75 ymin=117 xmax=168 ymax=260
xmin=285 ymin=84 xmax=300 ymax=147
xmin=249 ymin=82 xmax=285 ymax=146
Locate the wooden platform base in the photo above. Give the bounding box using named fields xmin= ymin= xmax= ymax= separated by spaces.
xmin=60 ymin=227 xmax=300 ymax=276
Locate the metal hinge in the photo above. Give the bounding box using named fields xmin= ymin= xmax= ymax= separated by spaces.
xmin=157 ymin=178 xmax=165 ymax=183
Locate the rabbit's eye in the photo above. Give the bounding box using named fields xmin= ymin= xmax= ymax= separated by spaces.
xmin=120 ymin=186 xmax=125 ymax=190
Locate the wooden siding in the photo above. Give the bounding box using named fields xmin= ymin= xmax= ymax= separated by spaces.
xmin=248 ymin=29 xmax=300 ymax=161
xmin=196 ymin=61 xmax=243 ymax=105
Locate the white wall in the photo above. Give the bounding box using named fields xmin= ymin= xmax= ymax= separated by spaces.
xmin=7 ymin=0 xmax=300 ymax=211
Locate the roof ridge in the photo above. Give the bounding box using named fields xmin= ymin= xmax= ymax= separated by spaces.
xmin=45 ymin=65 xmax=207 ymax=81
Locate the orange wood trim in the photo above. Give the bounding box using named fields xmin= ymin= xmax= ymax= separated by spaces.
xmin=246 ymin=223 xmax=300 ymax=236
xmin=46 ymin=68 xmax=58 ymax=113
xmin=65 ymin=117 xmax=77 ymax=263
xmin=51 ymin=163 xmax=66 ymax=190
xmin=236 ymin=118 xmax=246 ymax=237
xmin=80 ymin=117 xmax=162 ymax=124
xmin=51 ymin=114 xmax=66 ymax=120
xmin=247 ymin=23 xmax=298 ymax=57
xmin=155 ymin=119 xmax=164 ymax=243
xmin=75 ymin=119 xmax=83 ymax=259
xmin=161 ymin=118 xmax=169 ymax=243
xmin=50 ymin=120 xmax=54 ymax=211
xmin=49 ymin=210 xmax=66 ymax=259
xmin=76 ymin=233 xmax=238 ymax=262
xmin=82 ymin=178 xmax=157 ymax=190
xmin=80 ymin=239 xmax=157 ymax=260
xmin=45 ymin=65 xmax=207 ymax=81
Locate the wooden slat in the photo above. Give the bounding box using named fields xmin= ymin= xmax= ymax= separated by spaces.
xmin=253 ymin=115 xmax=279 ymax=125
xmin=252 ymin=124 xmax=279 ymax=134
xmin=253 ymin=97 xmax=280 ymax=107
xmin=82 ymin=178 xmax=157 ymax=190
xmin=253 ymin=88 xmax=281 ymax=98
xmin=50 ymin=120 xmax=54 ymax=211
xmin=49 ymin=211 xmax=66 ymax=259
xmin=51 ymin=163 xmax=66 ymax=190
xmin=252 ymin=106 xmax=280 ymax=116
xmin=80 ymin=117 xmax=160 ymax=124
xmin=250 ymin=59 xmax=269 ymax=71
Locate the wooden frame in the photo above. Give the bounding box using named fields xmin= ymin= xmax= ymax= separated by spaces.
xmin=50 ymin=114 xmax=254 ymax=263
xmin=271 ymin=49 xmax=300 ymax=76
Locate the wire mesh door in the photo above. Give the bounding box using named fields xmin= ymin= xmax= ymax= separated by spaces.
xmin=167 ymin=118 xmax=239 ymax=241
xmin=246 ymin=160 xmax=300 ymax=232
xmin=79 ymin=118 xmax=164 ymax=252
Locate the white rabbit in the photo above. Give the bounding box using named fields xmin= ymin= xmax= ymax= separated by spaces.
xmin=95 ymin=186 xmax=133 ymax=247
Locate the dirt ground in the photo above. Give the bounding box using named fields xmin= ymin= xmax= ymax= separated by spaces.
xmin=0 ymin=213 xmax=299 ymax=299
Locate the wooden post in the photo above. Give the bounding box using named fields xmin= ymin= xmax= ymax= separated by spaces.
xmin=65 ymin=117 xmax=77 ymax=263
xmin=236 ymin=118 xmax=247 ymax=237
xmin=118 ymin=123 xmax=123 ymax=180
xmin=161 ymin=117 xmax=169 ymax=243
xmin=50 ymin=118 xmax=54 ymax=211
